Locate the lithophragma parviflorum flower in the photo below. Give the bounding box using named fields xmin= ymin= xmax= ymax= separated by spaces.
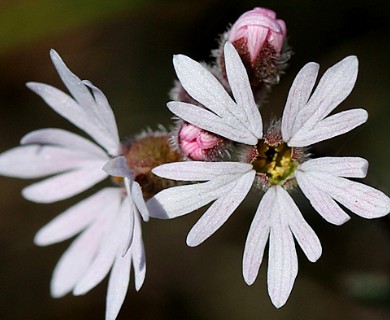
xmin=146 ymin=42 xmax=390 ymax=307
xmin=0 ymin=50 xmax=149 ymax=320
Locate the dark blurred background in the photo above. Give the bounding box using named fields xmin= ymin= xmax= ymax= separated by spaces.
xmin=0 ymin=0 xmax=389 ymax=319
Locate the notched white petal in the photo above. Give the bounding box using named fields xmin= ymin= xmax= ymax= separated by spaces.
xmin=22 ymin=161 xmax=108 ymax=203
xmin=267 ymin=200 xmax=298 ymax=309
xmin=304 ymin=171 xmax=390 ymax=219
xmin=224 ymin=42 xmax=263 ymax=139
xmin=282 ymin=62 xmax=319 ymax=141
xmin=299 ymin=157 xmax=368 ymax=178
xmin=186 ymin=170 xmax=255 ymax=247
xmin=243 ymin=188 xmax=273 ymax=285
xmin=167 ymin=101 xmax=258 ymax=145
xmin=296 ymin=171 xmax=351 ymax=225
xmin=289 ymin=108 xmax=368 ymax=147
xmin=152 ymin=161 xmax=253 ymax=181
xmin=278 ymin=188 xmax=322 ymax=262
xmin=35 ymin=188 xmax=119 ymax=246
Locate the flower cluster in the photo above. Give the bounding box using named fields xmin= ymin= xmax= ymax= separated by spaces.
xmin=0 ymin=6 xmax=389 ymax=319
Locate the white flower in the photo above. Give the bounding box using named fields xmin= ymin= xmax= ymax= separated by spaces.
xmin=0 ymin=50 xmax=148 ymax=320
xmin=147 ymin=42 xmax=390 ymax=307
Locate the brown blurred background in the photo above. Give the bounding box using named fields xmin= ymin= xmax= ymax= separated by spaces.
xmin=0 ymin=0 xmax=389 ymax=319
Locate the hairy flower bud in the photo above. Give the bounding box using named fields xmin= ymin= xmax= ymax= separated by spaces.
xmin=216 ymin=7 xmax=290 ymax=98
xmin=229 ymin=8 xmax=286 ymax=62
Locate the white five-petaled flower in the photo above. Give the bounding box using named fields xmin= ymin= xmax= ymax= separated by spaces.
xmin=147 ymin=42 xmax=390 ymax=307
xmin=0 ymin=50 xmax=148 ymax=320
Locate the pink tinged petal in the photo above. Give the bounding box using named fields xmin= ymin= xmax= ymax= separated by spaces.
xmin=282 ymin=62 xmax=319 ymax=141
xmin=131 ymin=212 xmax=146 ymax=291
xmin=21 ymin=128 xmax=108 ymax=159
xmin=73 ymin=195 xmax=125 ymax=296
xmin=302 ymin=171 xmax=390 ymax=219
xmin=299 ymin=157 xmax=368 ymax=178
xmin=246 ymin=25 xmax=269 ymax=61
xmin=288 ymin=108 xmax=368 ymax=147
xmin=50 ymin=211 xmax=112 ymax=298
xmin=50 ymin=51 xmax=120 ymax=155
xmin=22 ymin=161 xmax=108 ymax=203
xmin=186 ymin=170 xmax=256 ymax=247
xmin=243 ymin=189 xmax=272 ymax=285
xmin=296 ymin=171 xmax=351 ymax=225
xmin=167 ymin=101 xmax=258 ymax=145
xmin=147 ymin=172 xmax=248 ymax=219
xmin=289 ymin=56 xmax=359 ymax=139
xmin=35 ymin=188 xmax=119 ymax=246
xmin=278 ymin=187 xmax=322 ymax=262
xmin=27 ymin=51 xmax=120 ymax=156
xmin=267 ymin=187 xmax=298 ymax=308
xmin=152 ymin=161 xmax=253 ymax=181
xmin=0 ymin=145 xmax=96 ymax=179
xmin=224 ymin=42 xmax=263 ymax=139
xmin=105 ymin=249 xmax=131 ymax=320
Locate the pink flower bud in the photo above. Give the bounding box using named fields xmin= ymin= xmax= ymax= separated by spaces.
xmin=178 ymin=123 xmax=224 ymax=161
xmin=228 ymin=7 xmax=286 ymax=63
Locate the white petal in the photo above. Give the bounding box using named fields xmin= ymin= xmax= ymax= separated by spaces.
xmin=242 ymin=190 xmax=272 ymax=285
xmin=105 ymin=251 xmax=131 ymax=320
xmin=82 ymin=80 xmax=120 ymax=150
xmin=73 ymin=196 xmax=126 ymax=295
xmin=50 ymin=212 xmax=111 ymax=297
xmin=131 ymin=212 xmax=146 ymax=291
xmin=167 ymin=101 xmax=258 ymax=145
xmin=296 ymin=171 xmax=351 ymax=225
xmin=186 ymin=170 xmax=255 ymax=246
xmin=173 ymin=53 xmax=236 ymax=118
xmin=303 ymin=171 xmax=390 ymax=219
xmin=224 ymin=42 xmax=263 ymax=139
xmin=299 ymin=157 xmax=368 ymax=178
xmin=0 ymin=145 xmax=96 ymax=179
xmin=49 ymin=50 xmax=94 ymax=107
xmin=27 ymin=50 xmax=120 ymax=155
xmin=294 ymin=56 xmax=358 ymax=133
xmin=282 ymin=62 xmax=319 ymax=141
xmin=288 ymin=108 xmax=368 ymax=147
xmin=152 ymin=161 xmax=253 ymax=181
xmin=130 ymin=179 xmax=149 ymax=222
xmin=267 ymin=188 xmax=298 ymax=308
xmin=22 ymin=161 xmax=108 ymax=203
xmin=278 ymin=188 xmax=322 ymax=262
xmin=35 ymin=188 xmax=119 ymax=246
xmin=21 ymin=128 xmax=108 ymax=159
xmin=103 ymin=156 xmax=133 ymax=178
xmin=147 ymin=172 xmax=246 ymax=219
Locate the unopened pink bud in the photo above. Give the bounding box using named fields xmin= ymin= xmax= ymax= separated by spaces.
xmin=229 ymin=7 xmax=286 ymax=62
xmin=178 ymin=123 xmax=224 ymax=161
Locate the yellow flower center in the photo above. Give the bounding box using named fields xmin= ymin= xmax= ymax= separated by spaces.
xmin=252 ymin=140 xmax=297 ymax=186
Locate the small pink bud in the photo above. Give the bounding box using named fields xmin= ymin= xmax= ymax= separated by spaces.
xmin=178 ymin=123 xmax=224 ymax=161
xmin=228 ymin=7 xmax=286 ymax=62
xmin=215 ymin=7 xmax=290 ymax=96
